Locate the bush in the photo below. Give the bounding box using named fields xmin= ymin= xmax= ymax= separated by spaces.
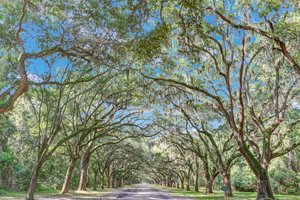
xmin=231 ymin=160 xmax=256 ymax=192
xmin=269 ymin=166 xmax=299 ymax=194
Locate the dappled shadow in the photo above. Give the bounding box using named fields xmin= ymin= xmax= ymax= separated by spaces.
xmin=100 ymin=183 xmax=193 ymax=200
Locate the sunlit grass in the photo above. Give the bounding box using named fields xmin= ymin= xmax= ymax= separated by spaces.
xmin=155 ymin=185 xmax=300 ymax=200
xmin=0 ymin=187 xmax=116 ymax=199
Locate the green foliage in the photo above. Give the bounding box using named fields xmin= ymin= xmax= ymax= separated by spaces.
xmin=134 ymin=24 xmax=170 ymax=61
xmin=0 ymin=151 xmax=14 ymax=170
xmin=231 ymin=163 xmax=256 ymax=192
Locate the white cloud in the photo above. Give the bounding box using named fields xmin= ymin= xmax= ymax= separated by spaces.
xmin=27 ymin=73 xmax=44 ymax=83
xmin=291 ymin=101 xmax=300 ymax=109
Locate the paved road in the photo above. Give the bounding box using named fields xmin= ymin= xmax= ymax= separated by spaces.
xmin=100 ymin=183 xmax=193 ymax=200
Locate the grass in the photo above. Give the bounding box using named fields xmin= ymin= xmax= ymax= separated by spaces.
xmin=155 ymin=185 xmax=300 ymax=200
xmin=0 ymin=187 xmax=117 ymax=199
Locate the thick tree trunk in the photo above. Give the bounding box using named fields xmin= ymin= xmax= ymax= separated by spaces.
xmin=186 ymin=182 xmax=190 ymax=191
xmin=206 ymin=180 xmax=213 ymax=194
xmin=26 ymin=159 xmax=43 ymax=200
xmin=256 ymin=170 xmax=275 ymax=200
xmin=180 ymin=178 xmax=185 ymax=189
xmin=203 ymin=160 xmax=213 ymax=193
xmin=60 ymin=158 xmax=77 ymax=194
xmin=222 ymin=170 xmax=233 ymax=197
xmin=167 ymin=178 xmax=171 ymax=187
xmin=78 ymin=141 xmax=94 ymax=191
xmin=186 ymin=169 xmax=191 ymax=191
xmin=77 ymin=155 xmax=90 ymax=190
xmin=236 ymin=139 xmax=275 ymax=200
xmin=100 ymin=170 xmax=105 ymax=189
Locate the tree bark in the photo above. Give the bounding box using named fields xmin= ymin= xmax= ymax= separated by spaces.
xmin=78 ymin=141 xmax=94 ymax=191
xmin=180 ymin=177 xmax=185 ymax=189
xmin=60 ymin=158 xmax=77 ymax=194
xmin=203 ymin=160 xmax=213 ymax=193
xmin=194 ymin=158 xmax=199 ymax=192
xmin=111 ymin=173 xmax=116 ymax=188
xmin=206 ymin=180 xmax=213 ymax=194
xmin=107 ymin=166 xmax=111 ymax=188
xmin=186 ymin=169 xmax=191 ymax=191
xmin=167 ymin=178 xmax=171 ymax=187
xmin=222 ymin=170 xmax=233 ymax=197
xmin=93 ymin=170 xmax=98 ymax=191
xmin=26 ymin=159 xmax=43 ymax=200
xmin=256 ymin=169 xmax=275 ymax=200
xmin=237 ymin=140 xmax=275 ymax=199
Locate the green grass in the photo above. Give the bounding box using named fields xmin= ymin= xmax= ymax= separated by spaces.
xmin=155 ymin=185 xmax=300 ymax=200
xmin=0 ymin=186 xmax=126 ymax=199
xmin=0 ymin=189 xmax=61 ymax=199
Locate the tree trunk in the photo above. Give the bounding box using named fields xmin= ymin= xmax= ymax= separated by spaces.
xmin=206 ymin=180 xmax=213 ymax=194
xmin=111 ymin=173 xmax=116 ymax=188
xmin=194 ymin=158 xmax=199 ymax=192
xmin=203 ymin=160 xmax=213 ymax=193
xmin=236 ymin=139 xmax=275 ymax=200
xmin=78 ymin=155 xmax=90 ymax=190
xmin=222 ymin=170 xmax=233 ymax=197
xmin=26 ymin=159 xmax=43 ymax=200
xmin=180 ymin=177 xmax=185 ymax=189
xmin=60 ymin=158 xmax=77 ymax=194
xmin=107 ymin=167 xmax=111 ymax=188
xmin=78 ymin=141 xmax=94 ymax=191
xmin=117 ymin=178 xmax=122 ymax=187
xmin=167 ymin=178 xmax=171 ymax=187
xmin=93 ymin=170 xmax=98 ymax=191
xmin=186 ymin=169 xmax=191 ymax=191
xmin=186 ymin=182 xmax=190 ymax=191
xmin=256 ymin=170 xmax=275 ymax=200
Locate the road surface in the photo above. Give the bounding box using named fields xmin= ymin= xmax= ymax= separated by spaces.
xmin=100 ymin=183 xmax=193 ymax=200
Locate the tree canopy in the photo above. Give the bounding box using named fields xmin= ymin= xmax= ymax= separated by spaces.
xmin=0 ymin=1 xmax=299 ymax=200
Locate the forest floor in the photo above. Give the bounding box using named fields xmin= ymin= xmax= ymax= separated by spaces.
xmin=156 ymin=185 xmax=300 ymax=200
xmin=1 ymin=184 xmax=300 ymax=200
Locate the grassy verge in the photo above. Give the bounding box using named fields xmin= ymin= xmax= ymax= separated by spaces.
xmin=155 ymin=185 xmax=300 ymax=200
xmin=0 ymin=187 xmax=120 ymax=199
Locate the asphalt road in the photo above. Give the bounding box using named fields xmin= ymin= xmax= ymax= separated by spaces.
xmin=100 ymin=183 xmax=193 ymax=200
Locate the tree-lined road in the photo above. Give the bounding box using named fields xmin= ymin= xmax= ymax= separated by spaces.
xmin=26 ymin=184 xmax=192 ymax=200
xmin=100 ymin=184 xmax=192 ymax=200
